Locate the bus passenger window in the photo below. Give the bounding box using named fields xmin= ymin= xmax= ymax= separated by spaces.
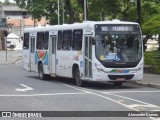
xmin=72 ymin=29 xmax=82 ymax=50
xmin=23 ymin=33 xmax=29 ymax=49
xmin=57 ymin=31 xmax=63 ymax=50
xmin=63 ymin=30 xmax=72 ymax=50
xmin=36 ymin=32 xmax=45 ymax=50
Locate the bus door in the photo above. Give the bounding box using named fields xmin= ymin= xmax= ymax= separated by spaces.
xmin=84 ymin=35 xmax=93 ymax=80
xmin=23 ymin=33 xmax=30 ymax=71
xmin=30 ymin=37 xmax=35 ymax=71
xmin=49 ymin=35 xmax=56 ymax=75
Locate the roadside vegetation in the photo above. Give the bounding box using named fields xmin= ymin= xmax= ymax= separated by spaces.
xmin=144 ymin=50 xmax=160 ymax=74
xmin=2 ymin=0 xmax=159 ymax=50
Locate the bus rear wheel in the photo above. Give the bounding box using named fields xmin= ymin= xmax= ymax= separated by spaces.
xmin=38 ymin=64 xmax=47 ymax=80
xmin=75 ymin=68 xmax=83 ymax=87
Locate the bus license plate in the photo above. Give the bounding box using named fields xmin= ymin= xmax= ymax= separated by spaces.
xmin=116 ymin=78 xmax=125 ymax=81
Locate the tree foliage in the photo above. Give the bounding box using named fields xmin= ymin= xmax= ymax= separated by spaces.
xmin=15 ymin=0 xmax=60 ymax=24
xmin=15 ymin=0 xmax=160 ymax=46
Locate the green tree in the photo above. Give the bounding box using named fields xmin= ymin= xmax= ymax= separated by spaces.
xmin=15 ymin=0 xmax=82 ymax=24
xmin=88 ymin=0 xmax=136 ymax=21
xmin=141 ymin=0 xmax=160 ymax=50
xmin=143 ymin=14 xmax=160 ymax=50
xmin=15 ymin=0 xmax=61 ymax=25
xmin=15 ymin=0 xmax=160 ymax=48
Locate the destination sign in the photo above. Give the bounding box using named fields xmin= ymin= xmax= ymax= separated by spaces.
xmin=95 ymin=24 xmax=140 ymax=32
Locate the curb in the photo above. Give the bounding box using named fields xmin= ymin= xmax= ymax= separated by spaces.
xmin=13 ymin=57 xmax=22 ymax=64
xmin=147 ymin=83 xmax=160 ymax=89
xmin=129 ymin=81 xmax=160 ymax=89
xmin=0 ymin=57 xmax=22 ymax=65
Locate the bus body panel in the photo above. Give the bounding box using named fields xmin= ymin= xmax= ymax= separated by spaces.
xmin=56 ymin=50 xmax=83 ymax=78
xmin=92 ymin=57 xmax=143 ymax=82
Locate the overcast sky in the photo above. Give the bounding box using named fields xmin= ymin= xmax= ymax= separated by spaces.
xmin=0 ymin=0 xmax=15 ymax=3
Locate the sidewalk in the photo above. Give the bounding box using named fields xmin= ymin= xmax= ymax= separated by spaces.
xmin=134 ymin=73 xmax=160 ymax=89
xmin=0 ymin=50 xmax=22 ymax=64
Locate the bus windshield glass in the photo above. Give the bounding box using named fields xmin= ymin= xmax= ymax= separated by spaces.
xmin=95 ymin=24 xmax=142 ymax=67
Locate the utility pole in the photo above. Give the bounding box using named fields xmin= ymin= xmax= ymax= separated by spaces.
xmin=137 ymin=0 xmax=141 ymax=26
xmin=84 ymin=0 xmax=87 ymax=21
xmin=130 ymin=0 xmax=141 ymax=26
xmin=62 ymin=0 xmax=64 ymax=24
xmin=58 ymin=0 xmax=60 ymax=25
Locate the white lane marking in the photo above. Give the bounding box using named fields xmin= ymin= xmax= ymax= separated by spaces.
xmin=63 ymin=84 xmax=160 ymax=120
xmin=102 ymin=91 xmax=160 ymax=94
xmin=64 ymin=84 xmax=160 ymax=108
xmin=63 ymin=84 xmax=138 ymax=111
xmin=66 ymin=85 xmax=160 ymax=108
xmin=106 ymin=93 xmax=159 ymax=108
xmin=0 ymin=92 xmax=87 ymax=97
xmin=15 ymin=84 xmax=34 ymax=92
xmin=128 ymin=104 xmax=158 ymax=108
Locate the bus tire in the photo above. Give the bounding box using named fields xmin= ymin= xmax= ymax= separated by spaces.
xmin=113 ymin=82 xmax=123 ymax=86
xmin=75 ymin=68 xmax=83 ymax=87
xmin=38 ymin=64 xmax=46 ymax=80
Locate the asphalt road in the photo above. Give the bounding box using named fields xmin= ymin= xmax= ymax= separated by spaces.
xmin=0 ymin=63 xmax=160 ymax=120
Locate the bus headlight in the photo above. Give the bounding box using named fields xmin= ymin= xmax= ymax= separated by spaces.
xmin=95 ymin=63 xmax=104 ymax=72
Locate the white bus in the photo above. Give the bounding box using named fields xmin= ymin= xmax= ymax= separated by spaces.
xmin=23 ymin=20 xmax=143 ymax=86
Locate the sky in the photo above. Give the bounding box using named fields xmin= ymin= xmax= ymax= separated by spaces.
xmin=0 ymin=0 xmax=15 ymax=3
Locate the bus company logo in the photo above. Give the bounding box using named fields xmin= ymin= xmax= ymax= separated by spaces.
xmin=36 ymin=51 xmax=48 ymax=61
xmin=110 ymin=69 xmax=129 ymax=73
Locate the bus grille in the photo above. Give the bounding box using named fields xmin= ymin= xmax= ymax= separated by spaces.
xmin=108 ymin=75 xmax=134 ymax=80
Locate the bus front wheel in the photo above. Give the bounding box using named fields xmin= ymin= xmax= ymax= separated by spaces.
xmin=75 ymin=68 xmax=83 ymax=87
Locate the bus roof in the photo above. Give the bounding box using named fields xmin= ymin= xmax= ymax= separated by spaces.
xmin=24 ymin=20 xmax=139 ymax=33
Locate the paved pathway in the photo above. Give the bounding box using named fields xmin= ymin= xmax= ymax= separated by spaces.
xmin=0 ymin=50 xmax=22 ymax=64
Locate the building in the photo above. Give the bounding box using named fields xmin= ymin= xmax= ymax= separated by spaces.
xmin=0 ymin=3 xmax=27 ymax=19
xmin=0 ymin=3 xmax=47 ymax=36
xmin=0 ymin=3 xmax=47 ymax=50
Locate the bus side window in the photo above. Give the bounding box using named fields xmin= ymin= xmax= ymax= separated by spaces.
xmin=23 ymin=33 xmax=29 ymax=49
xmin=63 ymin=30 xmax=72 ymax=50
xmin=57 ymin=31 xmax=62 ymax=50
xmin=72 ymin=29 xmax=82 ymax=50
xmin=44 ymin=31 xmax=49 ymax=50
xmin=36 ymin=32 xmax=44 ymax=50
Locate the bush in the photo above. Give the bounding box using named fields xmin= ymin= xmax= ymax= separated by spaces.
xmin=144 ymin=50 xmax=160 ymax=74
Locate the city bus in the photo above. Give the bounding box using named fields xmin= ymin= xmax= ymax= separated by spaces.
xmin=23 ymin=20 xmax=143 ymax=87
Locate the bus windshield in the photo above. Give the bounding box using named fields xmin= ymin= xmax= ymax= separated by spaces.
xmin=95 ymin=33 xmax=142 ymax=66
